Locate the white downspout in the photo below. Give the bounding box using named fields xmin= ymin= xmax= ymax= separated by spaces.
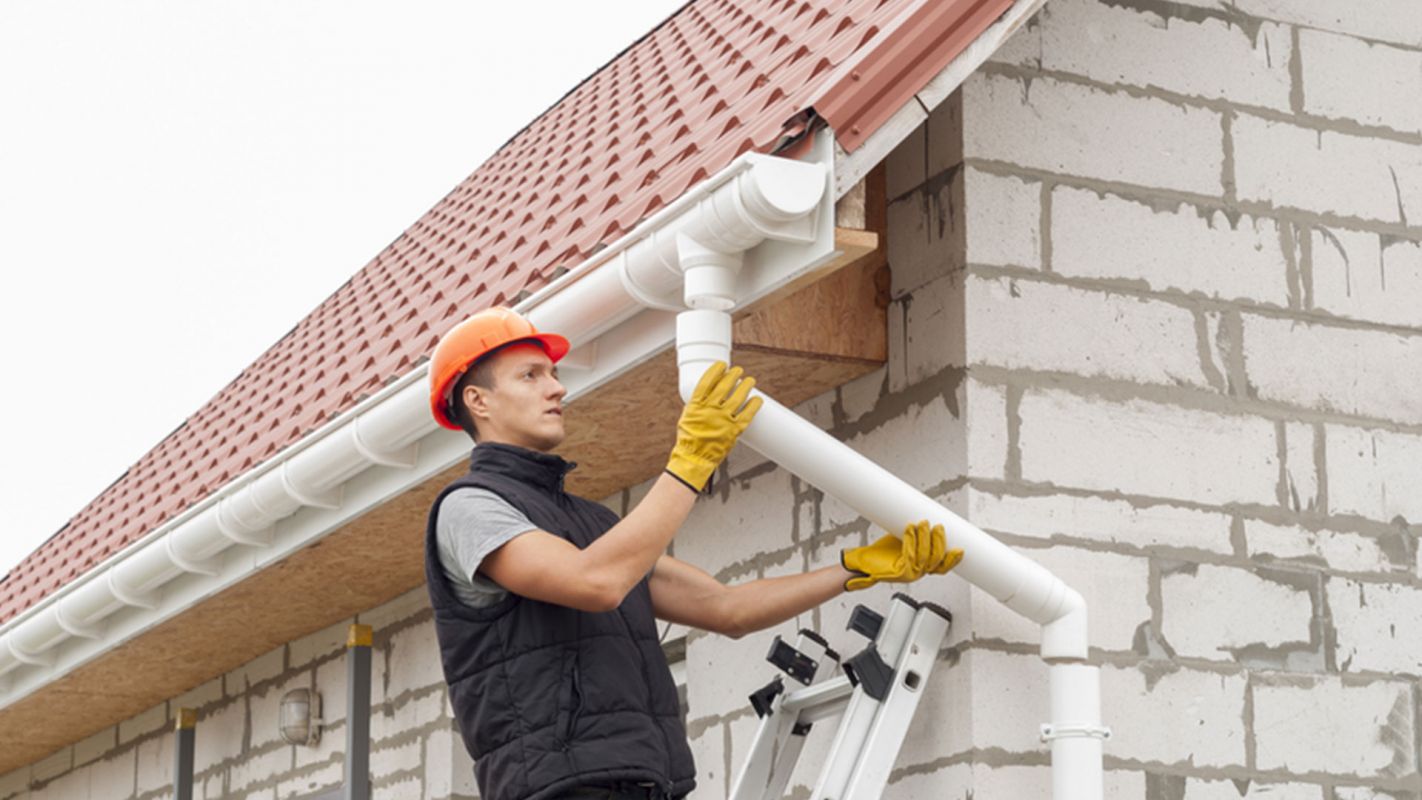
xmin=675 ymin=273 xmax=1109 ymax=797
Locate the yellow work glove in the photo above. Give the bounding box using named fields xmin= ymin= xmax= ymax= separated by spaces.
xmin=665 ymin=361 xmax=764 ymax=492
xmin=841 ymin=520 xmax=963 ymax=591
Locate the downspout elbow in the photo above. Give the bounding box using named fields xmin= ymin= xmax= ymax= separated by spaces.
xmin=1040 ymin=584 xmax=1088 ymax=661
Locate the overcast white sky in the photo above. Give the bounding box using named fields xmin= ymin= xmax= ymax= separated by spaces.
xmin=0 ymin=0 xmax=687 ymax=579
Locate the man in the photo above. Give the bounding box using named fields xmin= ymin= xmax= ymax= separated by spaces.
xmin=423 ymin=307 xmax=961 ymax=800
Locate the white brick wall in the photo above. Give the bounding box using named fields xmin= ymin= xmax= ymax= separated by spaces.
xmin=965 ymin=273 xmax=1211 ymax=387
xmin=1253 ymin=676 xmax=1416 ymax=776
xmin=1229 ymin=0 xmax=1422 ymax=50
xmin=1031 ymin=0 xmax=1294 ymax=110
xmin=1328 ymin=579 xmax=1422 ymax=674
xmin=965 ymin=487 xmax=1236 ymax=554
xmin=1241 ymin=313 xmax=1422 ymax=424
xmin=1311 ymin=227 xmax=1422 ymax=329
xmin=1233 ymin=113 xmax=1422 ymax=224
xmin=1017 ymin=388 xmax=1281 ymax=506
xmin=963 ymin=71 xmax=1225 ymax=195
xmin=1325 ymin=423 xmax=1422 ymax=522
xmin=1103 ymin=664 xmax=1248 ymax=767
xmin=1051 ymin=186 xmax=1292 ymax=306
xmin=964 ymin=168 xmax=1041 ymax=268
xmin=1160 ymin=564 xmax=1314 ymax=660
xmin=1299 ymin=28 xmax=1422 ymax=134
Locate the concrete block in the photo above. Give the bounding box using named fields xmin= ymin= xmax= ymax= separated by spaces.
xmin=1035 ymin=0 xmax=1292 ymax=110
xmin=373 ymin=691 xmax=446 ymax=743
xmin=1326 ymin=423 xmax=1422 ymax=523
xmin=370 ymin=738 xmax=421 ymax=781
xmin=1233 ymin=114 xmax=1422 ymax=225
xmin=120 ymin=702 xmax=169 ymax=745
xmin=1335 ymin=787 xmax=1414 ymax=800
xmin=385 ymin=618 xmax=445 ymax=701
xmin=886 ymin=117 xmax=927 ymax=201
xmin=964 ymin=167 xmax=1041 ymax=268
xmin=963 ymin=71 xmax=1224 ymax=196
xmin=884 ymin=763 xmax=970 ymax=800
xmin=1246 ymin=520 xmax=1393 ymax=574
xmin=1230 ymin=0 xmax=1422 ymax=50
xmin=844 ymin=393 xmax=965 ymax=494
xmin=838 ymin=364 xmax=887 ymax=426
xmin=86 ymin=748 xmax=135 ymax=799
xmin=972 ymin=547 xmax=1150 ymax=652
xmin=965 ymin=273 xmax=1209 ymax=387
xmin=1300 ymin=28 xmax=1422 ymax=134
xmin=687 ymin=720 xmax=725 ymax=799
xmin=227 ymin=647 xmax=286 ymax=696
xmin=30 ymin=749 xmax=70 ymax=784
xmin=1183 ymin=777 xmax=1322 ymax=799
xmin=1329 ymin=578 xmax=1422 ymax=674
xmin=1282 ymin=421 xmax=1321 ymax=513
xmin=358 ymin=586 xmax=430 ymax=634
xmin=277 ymin=762 xmax=342 ymax=800
xmin=1018 ymin=388 xmax=1281 ymax=506
xmin=73 ymin=726 xmax=116 ymax=767
xmin=1241 ymin=313 xmax=1422 ymax=425
xmin=1312 ymin=227 xmax=1422 ymax=329
xmin=904 ymin=271 xmax=966 ymax=386
xmin=1051 ymin=186 xmax=1292 ymax=306
xmin=0 ymin=766 xmax=29 ymax=799
xmin=675 ymin=467 xmax=796 ymax=578
xmin=422 ymin=727 xmax=460 ymax=800
xmin=374 ymin=776 xmax=421 ymax=800
xmin=175 ymin=677 xmax=224 ymax=712
xmin=886 ymin=179 xmax=962 ymax=300
xmin=38 ymin=767 xmax=87 ymax=800
xmin=965 ymin=487 xmax=1236 ymax=553
xmin=965 ymin=378 xmax=1009 ymax=479
xmin=229 ymin=747 xmax=291 ymax=793
xmin=1161 ymin=564 xmax=1314 ymax=660
xmin=287 ymin=620 xmax=350 ymax=670
xmin=313 ymin=653 xmax=349 ymax=728
xmin=1102 ymin=664 xmax=1247 ymax=767
xmin=136 ymin=730 xmax=174 ymax=794
xmin=193 ymin=697 xmax=246 ymax=774
xmin=1254 ymin=675 xmax=1415 ymax=777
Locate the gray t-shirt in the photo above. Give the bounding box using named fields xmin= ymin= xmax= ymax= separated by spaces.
xmin=436 ymin=487 xmax=539 ymax=608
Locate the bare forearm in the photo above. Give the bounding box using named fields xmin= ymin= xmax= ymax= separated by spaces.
xmin=582 ymin=472 xmax=697 ymax=600
xmin=721 ymin=564 xmax=853 ymax=638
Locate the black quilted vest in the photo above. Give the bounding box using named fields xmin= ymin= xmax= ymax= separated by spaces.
xmin=424 ymin=442 xmax=696 ymax=800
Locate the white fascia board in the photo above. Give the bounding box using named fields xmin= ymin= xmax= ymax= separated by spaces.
xmin=0 ymin=134 xmax=840 ymax=709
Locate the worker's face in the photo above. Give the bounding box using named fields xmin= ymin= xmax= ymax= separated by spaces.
xmin=463 ymin=342 xmax=567 ymax=452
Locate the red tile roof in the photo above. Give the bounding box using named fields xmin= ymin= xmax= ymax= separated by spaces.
xmin=0 ymin=0 xmax=1011 ymax=624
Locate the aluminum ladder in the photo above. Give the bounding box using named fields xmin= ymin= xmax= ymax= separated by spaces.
xmin=729 ymin=594 xmax=953 ymax=800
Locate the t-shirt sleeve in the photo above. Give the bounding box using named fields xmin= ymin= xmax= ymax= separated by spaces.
xmin=435 ymin=487 xmax=539 ymax=605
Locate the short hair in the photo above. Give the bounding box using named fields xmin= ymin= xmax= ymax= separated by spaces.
xmin=449 ymin=339 xmax=534 ymax=441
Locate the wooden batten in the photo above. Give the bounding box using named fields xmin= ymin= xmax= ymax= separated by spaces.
xmin=0 ymin=180 xmax=889 ymax=774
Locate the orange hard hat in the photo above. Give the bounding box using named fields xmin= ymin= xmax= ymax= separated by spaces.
xmin=428 ymin=306 xmax=571 ymax=430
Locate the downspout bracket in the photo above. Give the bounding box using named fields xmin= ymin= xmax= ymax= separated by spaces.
xmin=1039 ymin=722 xmax=1112 ymax=742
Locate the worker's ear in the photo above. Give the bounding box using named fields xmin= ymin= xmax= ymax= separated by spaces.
xmin=462 ymin=383 xmax=493 ymax=424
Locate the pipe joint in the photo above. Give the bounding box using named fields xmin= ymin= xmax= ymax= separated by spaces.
xmin=676 ymin=233 xmax=742 ymax=310
xmin=676 ymin=310 xmax=732 ymax=401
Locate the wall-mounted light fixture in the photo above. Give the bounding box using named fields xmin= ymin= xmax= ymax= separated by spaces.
xmin=278 ymin=687 xmax=322 ymax=746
